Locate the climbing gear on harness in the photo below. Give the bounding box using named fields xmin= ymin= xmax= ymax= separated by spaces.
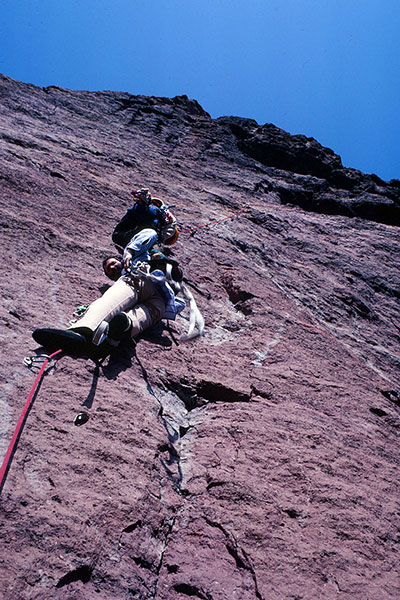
xmin=124 ymin=257 xmax=202 ymax=338
xmin=0 ymin=349 xmax=62 ymax=495
xmin=69 ymin=304 xmax=89 ymax=325
xmin=125 ymin=260 xmax=151 ymax=280
xmin=23 ymin=353 xmax=58 ymax=375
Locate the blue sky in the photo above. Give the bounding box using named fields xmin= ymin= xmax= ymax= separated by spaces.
xmin=0 ymin=0 xmax=399 ymax=181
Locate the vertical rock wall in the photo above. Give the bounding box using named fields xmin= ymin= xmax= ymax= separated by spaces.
xmin=0 ymin=74 xmax=399 ymax=599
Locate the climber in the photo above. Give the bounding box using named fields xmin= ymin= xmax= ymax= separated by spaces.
xmin=103 ymin=249 xmax=183 ymax=283
xmin=112 ymin=187 xmax=178 ymax=249
xmin=32 ymin=229 xmax=185 ymax=357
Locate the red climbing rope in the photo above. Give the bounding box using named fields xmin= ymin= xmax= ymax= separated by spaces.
xmin=0 ymin=349 xmax=62 ymax=495
xmin=180 ymin=204 xmax=250 ymax=234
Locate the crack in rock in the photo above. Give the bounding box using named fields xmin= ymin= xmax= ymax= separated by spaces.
xmin=139 ymin=370 xmax=252 ymax=497
xmin=154 ymin=387 xmax=193 ymax=492
xmin=122 ymin=520 xmax=142 ymax=534
xmin=134 ymin=367 xmax=263 ymax=596
xmin=196 ymin=380 xmax=252 ymax=404
xmin=381 ymin=389 xmax=400 ymax=408
xmin=173 ymin=582 xmax=213 ymax=599
xmin=220 ymin=272 xmax=256 ymax=314
xmin=133 ymin=354 xmax=190 ymax=492
xmin=205 ymin=518 xmax=263 ymax=600
xmin=163 ymin=378 xmax=252 ymax=411
xmin=149 ymin=377 xmax=252 ymax=497
xmin=153 ymin=515 xmax=177 ymax=597
xmin=55 ymin=564 xmax=93 ymax=588
xmin=118 ymin=515 xmax=179 ymax=597
xmin=206 ymin=481 xmax=226 ymax=491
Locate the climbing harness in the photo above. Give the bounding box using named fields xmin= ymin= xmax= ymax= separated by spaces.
xmin=124 ymin=261 xmax=151 ymax=281
xmin=124 ymin=260 xmax=204 ymax=340
xmin=180 ymin=203 xmax=250 ymax=235
xmin=0 ymin=349 xmax=63 ymax=495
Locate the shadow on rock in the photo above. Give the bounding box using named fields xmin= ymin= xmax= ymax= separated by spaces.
xmin=101 ymin=343 xmax=136 ymax=380
xmin=82 ymin=363 xmax=101 ymax=408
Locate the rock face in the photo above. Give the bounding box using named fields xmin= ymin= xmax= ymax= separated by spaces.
xmin=0 ymin=74 xmax=399 ymax=599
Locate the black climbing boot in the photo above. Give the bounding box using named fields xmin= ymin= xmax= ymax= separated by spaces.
xmin=108 ymin=312 xmax=132 ymax=345
xmin=69 ymin=326 xmax=93 ymax=343
xmin=32 ymin=328 xmax=88 ymax=355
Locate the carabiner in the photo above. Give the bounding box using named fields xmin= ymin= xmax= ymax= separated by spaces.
xmin=23 ymin=354 xmax=58 ymax=375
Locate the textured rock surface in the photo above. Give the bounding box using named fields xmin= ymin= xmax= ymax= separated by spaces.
xmin=0 ymin=74 xmax=399 ymax=599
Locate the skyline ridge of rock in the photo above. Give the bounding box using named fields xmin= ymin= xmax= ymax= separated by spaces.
xmin=0 ymin=73 xmax=399 ymax=599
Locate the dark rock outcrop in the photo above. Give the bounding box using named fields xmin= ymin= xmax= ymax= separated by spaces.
xmin=0 ymin=74 xmax=399 ymax=599
xmin=218 ymin=116 xmax=400 ymax=226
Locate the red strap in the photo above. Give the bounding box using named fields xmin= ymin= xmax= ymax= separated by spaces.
xmin=0 ymin=349 xmax=62 ymax=495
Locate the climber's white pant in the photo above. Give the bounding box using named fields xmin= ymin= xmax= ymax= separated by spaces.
xmin=70 ymin=276 xmax=165 ymax=339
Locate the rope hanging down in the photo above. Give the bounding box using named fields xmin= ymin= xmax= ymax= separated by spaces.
xmin=0 ymin=349 xmax=62 ymax=495
xmin=180 ymin=203 xmax=250 ymax=234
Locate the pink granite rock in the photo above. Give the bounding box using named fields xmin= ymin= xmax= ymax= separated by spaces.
xmin=0 ymin=74 xmax=399 ymax=599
